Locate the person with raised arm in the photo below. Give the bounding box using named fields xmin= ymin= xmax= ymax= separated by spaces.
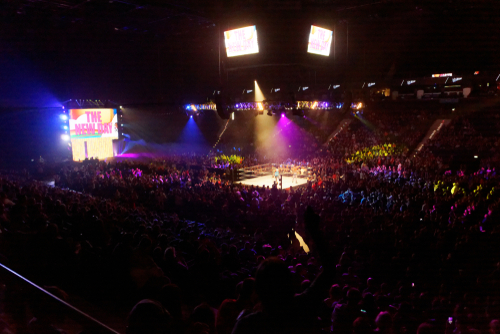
xmin=231 ymin=206 xmax=335 ymax=334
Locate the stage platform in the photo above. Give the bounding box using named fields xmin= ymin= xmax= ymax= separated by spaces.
xmin=237 ymin=175 xmax=308 ymax=190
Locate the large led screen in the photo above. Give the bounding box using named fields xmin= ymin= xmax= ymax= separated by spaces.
xmin=307 ymin=25 xmax=333 ymax=56
xmin=224 ymin=26 xmax=259 ymax=57
xmin=69 ymin=108 xmax=118 ymax=139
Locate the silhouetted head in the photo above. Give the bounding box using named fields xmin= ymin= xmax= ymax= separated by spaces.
xmin=375 ymin=311 xmax=392 ymax=332
xmin=347 ymin=288 xmax=362 ymax=305
xmin=255 ymin=257 xmax=294 ymax=309
xmin=238 ymin=278 xmax=256 ymax=301
xmin=127 ymin=299 xmax=171 ymax=334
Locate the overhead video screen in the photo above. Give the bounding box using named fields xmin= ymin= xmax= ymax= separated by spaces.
xmin=307 ymin=25 xmax=333 ymax=56
xmin=224 ymin=26 xmax=259 ymax=57
xmin=69 ymin=108 xmax=118 ymax=139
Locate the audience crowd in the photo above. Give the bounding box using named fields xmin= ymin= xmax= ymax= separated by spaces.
xmin=0 ymin=101 xmax=499 ymax=334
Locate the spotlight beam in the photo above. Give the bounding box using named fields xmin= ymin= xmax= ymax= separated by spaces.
xmin=254 ymin=81 xmax=265 ymax=102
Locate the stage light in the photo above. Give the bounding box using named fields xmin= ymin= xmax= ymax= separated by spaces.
xmin=231 ymin=112 xmax=234 ymax=120
xmin=61 ymin=134 xmax=70 ymax=141
xmin=63 ymin=125 xmax=68 ymax=130
xmin=60 ymin=114 xmax=68 ymax=121
xmin=281 ymin=113 xmax=285 ymax=118
xmin=120 ymin=106 xmax=123 ymax=109
xmin=190 ymin=115 xmax=193 ymax=118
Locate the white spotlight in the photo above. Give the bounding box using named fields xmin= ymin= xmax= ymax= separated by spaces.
xmin=60 ymin=114 xmax=68 ymax=121
xmin=61 ymin=134 xmax=70 ymax=141
xmin=254 ymin=81 xmax=265 ymax=102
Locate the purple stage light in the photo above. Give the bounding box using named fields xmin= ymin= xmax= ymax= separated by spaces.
xmin=281 ymin=113 xmax=285 ymax=118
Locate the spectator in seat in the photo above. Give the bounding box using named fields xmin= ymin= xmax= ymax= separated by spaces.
xmin=353 ymin=316 xmax=374 ymax=334
xmin=364 ymin=278 xmax=378 ymax=295
xmin=490 ymin=320 xmax=500 ymax=334
xmin=126 ymin=299 xmax=171 ymax=334
xmin=324 ymin=284 xmax=342 ymax=308
xmin=375 ymin=311 xmax=393 ymax=334
xmin=417 ymin=322 xmax=436 ymax=334
xmin=342 ymin=267 xmax=360 ymax=287
xmin=161 ymin=247 xmax=188 ymax=287
xmin=216 ymin=278 xmax=256 ymax=334
xmin=190 ymin=303 xmax=216 ymax=334
xmin=158 ymin=284 xmax=185 ymax=334
xmin=331 ymin=288 xmax=362 ymax=334
xmin=238 ymin=242 xmax=256 ymax=263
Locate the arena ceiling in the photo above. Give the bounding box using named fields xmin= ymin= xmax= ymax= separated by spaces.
xmin=0 ymin=0 xmax=498 ymax=105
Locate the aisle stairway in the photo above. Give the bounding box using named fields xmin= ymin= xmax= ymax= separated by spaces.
xmin=413 ymin=119 xmax=451 ymax=155
xmin=323 ymin=118 xmax=352 ymax=146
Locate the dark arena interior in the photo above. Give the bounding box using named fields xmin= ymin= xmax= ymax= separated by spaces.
xmin=2 ymin=0 xmax=500 ymax=333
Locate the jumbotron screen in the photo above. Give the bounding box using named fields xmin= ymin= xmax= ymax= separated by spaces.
xmin=69 ymin=108 xmax=118 ymax=139
xmin=224 ymin=26 xmax=259 ymax=57
xmin=307 ymin=25 xmax=333 ymax=56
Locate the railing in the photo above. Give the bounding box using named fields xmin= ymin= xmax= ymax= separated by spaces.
xmin=237 ymin=163 xmax=311 ymax=181
xmin=0 ymin=263 xmax=122 ymax=334
xmin=270 ymin=163 xmax=311 ymax=178
xmin=237 ymin=163 xmax=272 ymax=180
